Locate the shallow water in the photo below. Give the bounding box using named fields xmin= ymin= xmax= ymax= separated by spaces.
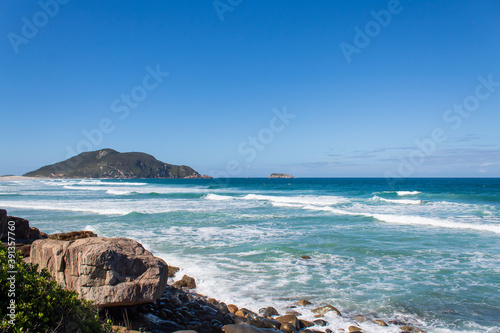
xmin=1 ymin=178 xmax=499 ymax=332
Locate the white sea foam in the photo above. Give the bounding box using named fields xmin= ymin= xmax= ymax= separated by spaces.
xmin=243 ymin=193 xmax=350 ymax=205
xmin=281 ymin=201 xmax=500 ymax=234
xmin=0 ymin=197 xmax=231 ymax=216
xmin=372 ymin=213 xmax=500 ymax=234
xmin=371 ymin=195 xmax=422 ymax=205
xmin=397 ymin=191 xmax=421 ymax=196
xmin=205 ymin=193 xmax=234 ymax=201
xmin=106 ymin=189 xmax=134 ymax=195
xmin=75 ymin=180 xmax=148 ymax=186
xmin=205 ymin=193 xmax=350 ymax=206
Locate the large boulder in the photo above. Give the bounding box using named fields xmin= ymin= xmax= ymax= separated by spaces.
xmin=0 ymin=210 xmax=47 ymax=258
xmin=0 ymin=210 xmax=47 ymax=241
xmin=30 ymin=237 xmax=168 ymax=307
xmin=0 ymin=215 xmax=30 ymax=240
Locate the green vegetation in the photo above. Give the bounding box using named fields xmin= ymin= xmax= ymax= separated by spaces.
xmin=0 ymin=246 xmax=112 ymax=333
xmin=24 ymin=148 xmax=201 ymax=179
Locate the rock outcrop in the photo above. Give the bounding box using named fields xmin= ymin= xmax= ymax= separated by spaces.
xmin=0 ymin=209 xmax=47 ymax=257
xmin=48 ymin=230 xmax=98 ymax=241
xmin=268 ymin=173 xmax=294 ymax=179
xmin=24 ymin=148 xmax=202 ymax=179
xmin=30 ymin=237 xmax=168 ymax=307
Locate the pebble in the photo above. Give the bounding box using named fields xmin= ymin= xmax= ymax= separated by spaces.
xmin=353 ymin=315 xmax=368 ymax=322
xmin=313 ymin=319 xmax=328 ymax=326
xmin=400 ymin=326 xmax=425 ymax=332
xmin=297 ymin=299 xmax=312 ymax=306
xmin=228 ymin=304 xmax=239 ymax=314
xmin=311 ymin=305 xmax=342 ymax=316
xmin=108 ymin=266 xmax=427 ymax=333
xmin=372 ymin=319 xmax=388 ymax=326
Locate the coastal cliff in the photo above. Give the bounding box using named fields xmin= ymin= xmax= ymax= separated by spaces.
xmin=23 ymin=149 xmax=202 ymax=179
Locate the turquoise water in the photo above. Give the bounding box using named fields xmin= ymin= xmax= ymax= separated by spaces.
xmin=1 ymin=178 xmax=499 ymax=332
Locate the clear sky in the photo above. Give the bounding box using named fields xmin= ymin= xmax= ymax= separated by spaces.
xmin=1 ymin=0 xmax=499 ymax=177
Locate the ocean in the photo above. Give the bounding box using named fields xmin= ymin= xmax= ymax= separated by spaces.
xmin=0 ymin=178 xmax=499 ymax=333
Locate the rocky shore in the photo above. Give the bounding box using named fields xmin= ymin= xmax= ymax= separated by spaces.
xmin=1 ymin=209 xmax=426 ymax=333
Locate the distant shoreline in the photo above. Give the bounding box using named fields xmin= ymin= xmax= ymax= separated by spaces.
xmin=0 ymin=176 xmax=42 ymax=180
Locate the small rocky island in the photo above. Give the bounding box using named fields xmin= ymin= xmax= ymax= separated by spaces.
xmin=268 ymin=173 xmax=294 ymax=179
xmin=24 ymin=148 xmax=205 ymax=179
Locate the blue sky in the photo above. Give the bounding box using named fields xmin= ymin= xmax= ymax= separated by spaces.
xmin=1 ymin=0 xmax=499 ymax=177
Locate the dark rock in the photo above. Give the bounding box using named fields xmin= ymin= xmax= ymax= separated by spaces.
xmin=158 ymin=309 xmax=174 ymax=320
xmin=299 ymin=319 xmax=314 ymax=328
xmin=259 ymin=306 xmax=279 ymax=318
xmin=29 ymin=227 xmax=48 ymax=240
xmin=144 ymin=313 xmax=185 ymax=332
xmin=203 ymin=305 xmax=219 ymax=317
xmin=0 ymin=211 xmax=47 ymax=246
xmin=260 ymin=318 xmax=281 ymax=329
xmin=48 ymin=230 xmax=97 ymax=241
xmin=1 ymin=215 xmax=30 ymax=239
xmin=348 ymin=326 xmax=362 ymax=333
xmin=223 ymin=313 xmax=235 ymax=325
xmin=280 ymin=322 xmax=297 ymax=333
xmin=0 ymin=209 xmax=6 ymax=223
xmin=313 ymin=319 xmax=328 ymax=326
xmin=17 ymin=244 xmax=32 ymax=258
xmin=169 ymin=295 xmax=183 ymax=307
xmin=223 ymin=324 xmax=280 ymax=333
xmin=300 ymin=255 xmax=311 ymax=260
xmin=187 ymin=322 xmax=202 ymax=331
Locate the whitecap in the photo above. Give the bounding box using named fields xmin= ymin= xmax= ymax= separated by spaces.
xmin=371 ymin=195 xmax=422 ymax=205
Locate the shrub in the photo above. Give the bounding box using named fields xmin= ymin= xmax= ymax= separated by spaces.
xmin=0 ymin=245 xmax=112 ymax=332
